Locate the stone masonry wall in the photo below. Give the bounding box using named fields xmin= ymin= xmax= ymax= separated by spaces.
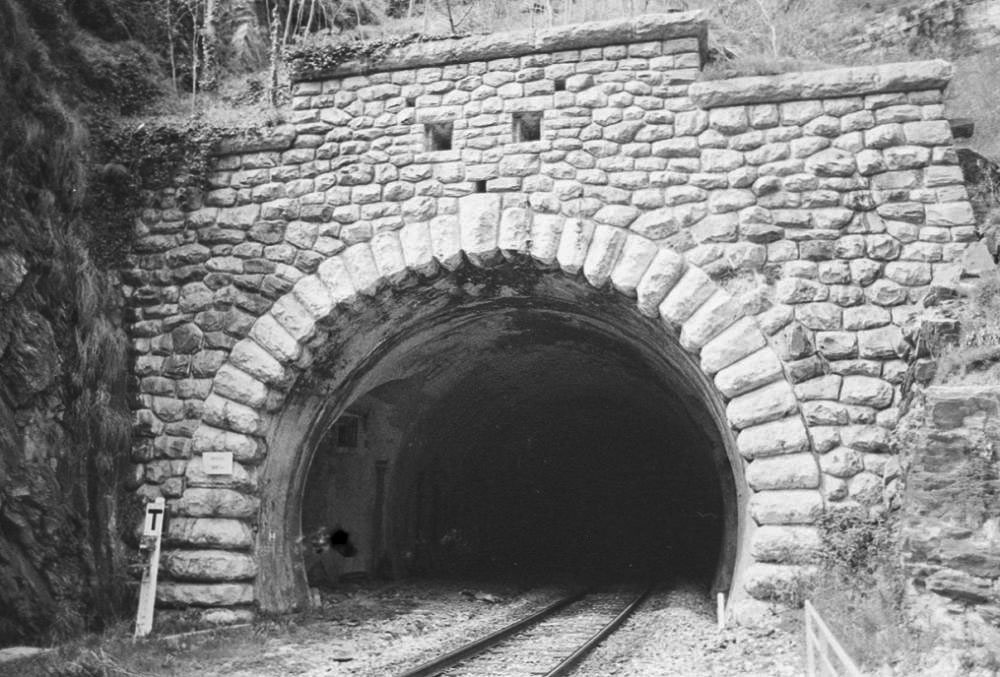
xmin=899 ymin=386 xmax=1000 ymax=667
xmin=123 ymin=12 xmax=980 ymax=617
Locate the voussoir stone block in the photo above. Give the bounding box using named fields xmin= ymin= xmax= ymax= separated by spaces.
xmin=498 ymin=207 xmax=532 ymax=258
xmin=202 ymin=394 xmax=265 ymax=435
xmin=679 ymin=289 xmax=743 ymax=352
xmin=163 ymin=549 xmax=258 ymax=581
xmin=611 ymin=234 xmax=658 ymax=297
xmin=529 ymin=214 xmax=565 ymax=266
xmin=750 ymin=489 xmax=824 ymax=525
xmin=700 ymin=317 xmax=768 ymax=375
xmin=737 ymin=416 xmax=810 ymax=459
xmin=460 ymin=193 xmax=502 ymax=266
xmin=726 ymin=380 xmax=799 ymax=429
xmin=249 ymin=314 xmax=301 ymax=364
xmin=370 ymin=230 xmax=410 ymax=285
xmin=174 ymin=487 xmax=260 ymax=519
xmin=714 ymin=347 xmax=784 ymax=398
xmin=750 ymin=525 xmax=822 ymax=564
xmin=213 ymin=364 xmax=269 ymax=408
xmin=292 ymin=275 xmax=335 ymax=320
xmin=400 ymin=221 xmax=438 ymax=276
xmin=316 ymin=257 xmax=359 ymax=306
xmin=557 ymin=218 xmax=596 ymax=274
xmin=429 ymin=215 xmax=464 ymax=270
xmin=158 ymin=582 xmax=254 ymax=607
xmin=583 ymin=225 xmax=627 ymax=288
xmin=635 ymin=248 xmax=686 ymax=317
xmin=342 ymin=243 xmax=381 ymax=295
xmin=166 ymin=517 xmax=253 ymax=549
xmin=270 ymin=294 xmax=317 ymax=343
xmin=229 ymin=339 xmax=286 ymax=385
xmin=658 ymin=266 xmax=715 ymax=329
xmin=747 ymin=452 xmax=820 ymax=490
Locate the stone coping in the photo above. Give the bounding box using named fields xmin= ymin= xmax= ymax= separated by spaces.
xmin=291 ymin=11 xmax=707 ymax=82
xmin=689 ymin=59 xmax=952 ymax=109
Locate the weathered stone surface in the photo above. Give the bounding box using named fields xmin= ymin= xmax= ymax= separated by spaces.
xmin=460 ymin=193 xmax=502 ymax=266
xmin=744 ymin=563 xmax=815 ymax=600
xmin=174 ymin=488 xmax=260 ymax=519
xmin=291 ymin=12 xmax=709 ymax=81
xmin=166 ymin=517 xmax=254 ymax=549
xmin=158 ymin=582 xmax=254 ymax=607
xmin=714 ymin=346 xmax=784 ymax=398
xmin=689 ymin=60 xmax=952 ymax=108
xmin=635 ymin=248 xmax=685 ymax=317
xmin=820 ymin=446 xmax=864 ymax=478
xmin=679 ymin=290 xmax=743 ymax=351
xmin=840 ymin=375 xmax=894 ymax=408
xmin=583 ymin=225 xmax=627 ymax=288
xmin=737 ymin=416 xmax=811 ymax=459
xmin=611 ymin=235 xmax=658 ymax=297
xmin=751 ymin=525 xmax=821 ymax=564
xmin=747 ymin=453 xmax=820 ymax=490
xmin=249 ymin=315 xmax=301 ymax=364
xmin=700 ymin=317 xmax=767 ymax=375
xmin=163 ymin=550 xmax=258 ymax=581
xmin=529 ymin=214 xmax=564 ymax=266
xmin=750 ymin=489 xmax=824 ymax=525
xmin=658 ymin=267 xmax=714 ymax=328
xmin=726 ymin=380 xmax=798 ymax=429
xmin=213 ymin=365 xmax=269 ymax=408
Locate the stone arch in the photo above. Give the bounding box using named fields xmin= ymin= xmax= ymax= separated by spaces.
xmin=169 ymin=201 xmax=823 ymax=619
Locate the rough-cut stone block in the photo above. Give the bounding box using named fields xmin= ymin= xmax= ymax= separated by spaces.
xmin=249 ymin=315 xmax=301 ymax=363
xmin=631 ymin=204 xmax=705 ymax=239
xmin=229 ymin=339 xmax=286 ymax=385
xmin=292 ymin=276 xmax=335 ymax=320
xmin=737 ymin=416 xmax=810 ymax=459
xmin=635 ymin=248 xmax=685 ymax=317
xmin=317 ymin=257 xmax=359 ymax=306
xmin=429 ymin=215 xmax=464 ymax=270
xmin=700 ymin=317 xmax=767 ymax=375
xmin=370 ymin=230 xmax=410 ymax=286
xmin=158 ymin=582 xmax=254 ymax=607
xmin=658 ymin=267 xmax=714 ymax=329
xmin=213 ymin=365 xmax=268 ymax=408
xmin=689 ymin=60 xmax=952 ymax=108
xmin=557 ymin=218 xmax=596 ymax=274
xmin=163 ymin=550 xmax=258 ymax=581
xmin=174 ymin=488 xmax=260 ymax=519
xmin=185 ymin=455 xmax=258 ymax=491
xmin=747 ymin=453 xmax=820 ymax=490
xmin=460 ymin=193 xmax=502 ymax=266
xmin=714 ymin=346 xmax=784 ymax=398
xmin=166 ymin=517 xmax=253 ymax=549
xmin=820 ymin=446 xmax=865 ymax=478
xmin=270 ymin=295 xmax=317 ymax=342
xmin=680 ymin=289 xmax=743 ymax=352
xmin=611 ymin=234 xmax=658 ymax=297
xmin=750 ymin=489 xmax=824 ymax=525
xmin=191 ymin=425 xmax=263 ymax=463
xmin=399 ymin=221 xmax=438 ymax=276
xmin=726 ymin=380 xmax=799 ymax=429
xmin=529 ymin=214 xmax=565 ymax=266
xmin=202 ymin=394 xmax=265 ymax=435
xmin=925 ymin=201 xmax=974 ymax=227
xmin=840 ymin=375 xmax=894 ymax=408
xmin=751 ymin=526 xmax=821 ymax=564
xmin=583 ymin=225 xmax=627 ymax=288
xmin=342 ymin=244 xmax=381 ymax=295
xmin=498 ymin=208 xmax=532 ymax=258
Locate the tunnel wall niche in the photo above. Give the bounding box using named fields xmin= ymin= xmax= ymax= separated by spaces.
xmin=125 ymin=12 xmax=977 ymax=627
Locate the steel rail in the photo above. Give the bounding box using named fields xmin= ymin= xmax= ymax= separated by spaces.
xmin=395 ymin=588 xmax=588 ymax=677
xmin=541 ymin=584 xmax=653 ymax=677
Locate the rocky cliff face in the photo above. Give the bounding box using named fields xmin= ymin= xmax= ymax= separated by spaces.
xmin=0 ymin=0 xmax=135 ymax=644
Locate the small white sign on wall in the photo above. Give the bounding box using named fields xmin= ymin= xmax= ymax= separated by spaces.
xmin=203 ymin=451 xmax=234 ymax=475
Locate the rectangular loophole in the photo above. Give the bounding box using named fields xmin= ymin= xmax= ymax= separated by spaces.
xmin=405 ymin=96 xmax=417 ymax=108
xmin=424 ymin=122 xmax=453 ymax=151
xmin=336 ymin=416 xmax=359 ymax=448
xmin=513 ymin=112 xmax=542 ymax=143
xmin=554 ymin=78 xmax=566 ymax=92
xmin=474 ymin=180 xmax=487 ymax=193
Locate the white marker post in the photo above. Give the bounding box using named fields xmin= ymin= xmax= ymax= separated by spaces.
xmin=134 ymin=497 xmax=166 ymax=638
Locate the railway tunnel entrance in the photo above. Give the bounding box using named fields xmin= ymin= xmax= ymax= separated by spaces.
xmin=301 ymin=306 xmax=728 ymax=586
xmin=276 ymin=266 xmax=746 ymax=607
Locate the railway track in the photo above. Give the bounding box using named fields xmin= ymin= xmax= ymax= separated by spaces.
xmin=397 ymin=583 xmax=654 ymax=677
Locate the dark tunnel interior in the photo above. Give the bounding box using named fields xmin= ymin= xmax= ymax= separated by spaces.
xmin=301 ymin=304 xmax=731 ymax=588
